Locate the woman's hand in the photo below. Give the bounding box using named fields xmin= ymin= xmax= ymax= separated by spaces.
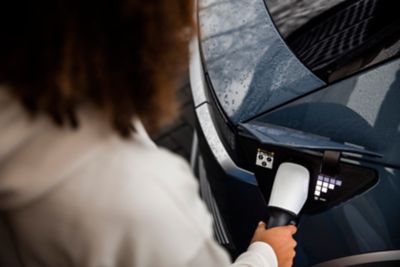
xmin=251 ymin=221 xmax=297 ymax=267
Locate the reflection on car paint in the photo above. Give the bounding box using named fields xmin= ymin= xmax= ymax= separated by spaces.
xmin=199 ymin=0 xmax=324 ymax=123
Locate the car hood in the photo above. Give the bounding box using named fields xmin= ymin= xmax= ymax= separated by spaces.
xmin=198 ymin=0 xmax=324 ymax=123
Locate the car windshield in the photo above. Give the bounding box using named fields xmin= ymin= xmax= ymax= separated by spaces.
xmin=265 ymin=0 xmax=346 ymax=38
xmin=265 ymin=0 xmax=400 ymax=82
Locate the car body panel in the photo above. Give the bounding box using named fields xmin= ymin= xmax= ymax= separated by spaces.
xmin=198 ymin=0 xmax=325 ymax=123
xmin=254 ymin=58 xmax=400 ymax=168
xmin=295 ymin=164 xmax=400 ymax=266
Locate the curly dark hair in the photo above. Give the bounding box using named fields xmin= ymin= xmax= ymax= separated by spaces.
xmin=0 ymin=0 xmax=194 ymax=137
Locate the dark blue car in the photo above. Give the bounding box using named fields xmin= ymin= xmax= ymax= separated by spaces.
xmin=189 ymin=0 xmax=400 ymax=266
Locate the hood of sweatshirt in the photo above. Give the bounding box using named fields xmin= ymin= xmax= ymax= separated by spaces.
xmin=0 ymin=89 xmax=153 ymax=210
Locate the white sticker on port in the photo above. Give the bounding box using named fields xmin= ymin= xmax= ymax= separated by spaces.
xmin=255 ymin=149 xmax=274 ymax=169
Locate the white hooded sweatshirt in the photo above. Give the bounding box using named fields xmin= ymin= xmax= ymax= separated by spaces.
xmin=0 ymin=90 xmax=277 ymax=267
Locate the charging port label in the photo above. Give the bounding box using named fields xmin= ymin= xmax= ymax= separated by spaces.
xmin=255 ymin=149 xmax=274 ymax=169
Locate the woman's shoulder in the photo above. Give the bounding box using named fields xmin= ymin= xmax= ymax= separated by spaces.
xmin=54 ymin=132 xmax=214 ymax=264
xmin=61 ymin=127 xmax=201 ymax=219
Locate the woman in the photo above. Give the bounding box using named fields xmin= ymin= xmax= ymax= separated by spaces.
xmin=0 ymin=0 xmax=297 ymax=266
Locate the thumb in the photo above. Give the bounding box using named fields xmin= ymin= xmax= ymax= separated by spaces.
xmin=257 ymin=221 xmax=267 ymax=230
xmin=286 ymin=224 xmax=297 ymax=235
